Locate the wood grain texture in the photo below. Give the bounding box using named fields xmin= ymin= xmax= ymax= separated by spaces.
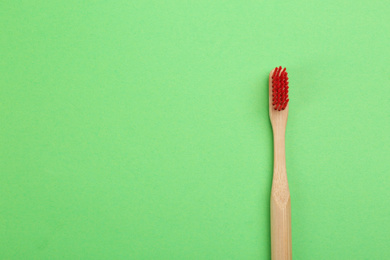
xmin=269 ymin=69 xmax=292 ymax=260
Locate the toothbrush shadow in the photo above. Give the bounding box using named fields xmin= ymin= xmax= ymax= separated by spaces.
xmin=256 ymin=72 xmax=273 ymax=259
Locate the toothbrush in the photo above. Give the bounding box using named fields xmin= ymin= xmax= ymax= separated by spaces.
xmin=269 ymin=66 xmax=292 ymax=260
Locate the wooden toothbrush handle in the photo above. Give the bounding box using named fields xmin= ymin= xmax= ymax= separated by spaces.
xmin=271 ymin=191 xmax=292 ymax=260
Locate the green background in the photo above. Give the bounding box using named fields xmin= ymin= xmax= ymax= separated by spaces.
xmin=1 ymin=0 xmax=389 ymax=259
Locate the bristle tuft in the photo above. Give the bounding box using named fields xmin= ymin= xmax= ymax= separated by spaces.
xmin=271 ymin=66 xmax=289 ymax=111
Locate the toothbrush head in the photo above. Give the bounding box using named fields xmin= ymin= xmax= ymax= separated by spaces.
xmin=271 ymin=66 xmax=289 ymax=111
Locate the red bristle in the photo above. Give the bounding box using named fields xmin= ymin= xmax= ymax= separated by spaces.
xmin=271 ymin=66 xmax=289 ymax=111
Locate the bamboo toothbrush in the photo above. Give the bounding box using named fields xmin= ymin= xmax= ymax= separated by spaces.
xmin=269 ymin=66 xmax=291 ymax=260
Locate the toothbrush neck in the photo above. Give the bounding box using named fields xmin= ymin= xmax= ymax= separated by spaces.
xmin=273 ymin=126 xmax=287 ymax=177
